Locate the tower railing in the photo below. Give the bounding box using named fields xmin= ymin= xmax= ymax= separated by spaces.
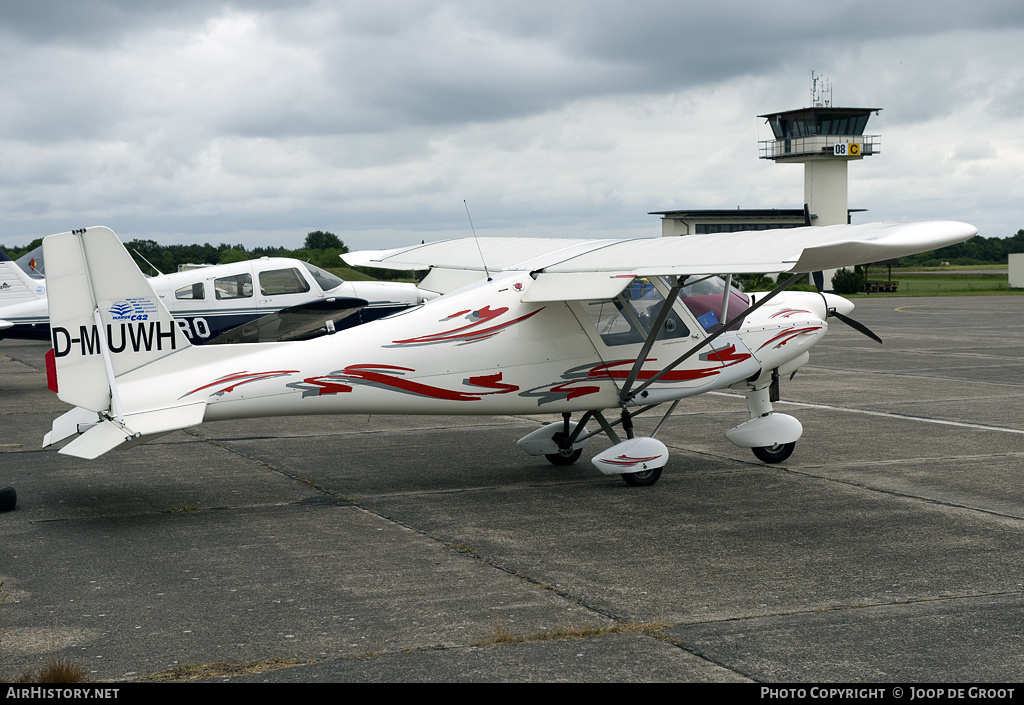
xmin=759 ymin=134 xmax=881 ymax=160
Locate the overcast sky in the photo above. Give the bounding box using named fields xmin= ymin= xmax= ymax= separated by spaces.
xmin=1 ymin=1 xmax=1022 ymax=251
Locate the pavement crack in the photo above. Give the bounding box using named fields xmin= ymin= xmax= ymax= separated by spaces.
xmin=778 ymin=465 xmax=1024 ymax=521
xmin=677 ymin=590 xmax=1024 ymax=626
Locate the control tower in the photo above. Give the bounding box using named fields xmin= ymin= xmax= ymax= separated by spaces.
xmin=758 ymin=76 xmax=880 ymax=228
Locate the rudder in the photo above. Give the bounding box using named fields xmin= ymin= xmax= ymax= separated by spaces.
xmin=44 ymin=227 xmax=191 ymax=413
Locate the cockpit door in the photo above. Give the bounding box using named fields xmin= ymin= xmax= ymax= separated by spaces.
xmin=570 ymin=276 xmax=759 ymax=403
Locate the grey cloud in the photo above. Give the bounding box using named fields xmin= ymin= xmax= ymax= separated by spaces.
xmin=1 ymin=1 xmax=1021 ymax=247
xmin=8 ymin=1 xmax=1023 ymax=142
xmin=0 ymin=1 xmax=322 ymax=44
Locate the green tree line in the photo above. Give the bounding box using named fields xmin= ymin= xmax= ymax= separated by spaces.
xmin=896 ymin=228 xmax=1024 ymax=266
xmin=124 ymin=230 xmax=350 ymax=275
xmin=0 ymin=230 xmax=413 ymax=281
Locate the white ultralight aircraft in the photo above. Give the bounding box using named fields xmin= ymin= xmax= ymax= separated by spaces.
xmin=40 ymin=222 xmax=975 ymax=486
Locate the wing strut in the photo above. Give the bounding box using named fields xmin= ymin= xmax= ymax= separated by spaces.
xmin=621 ymin=271 xmax=806 ymax=404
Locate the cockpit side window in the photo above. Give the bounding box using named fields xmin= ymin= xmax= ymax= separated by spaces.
xmin=580 ymin=298 xmax=644 ymax=346
xmin=175 ymin=282 xmax=205 ymax=300
xmin=214 ymin=273 xmax=253 ymax=300
xmin=259 ymin=268 xmax=311 ymax=296
xmin=580 ymin=280 xmax=690 ymax=346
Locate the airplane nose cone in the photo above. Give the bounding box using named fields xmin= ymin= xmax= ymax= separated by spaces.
xmin=821 ymin=292 xmax=854 ymax=317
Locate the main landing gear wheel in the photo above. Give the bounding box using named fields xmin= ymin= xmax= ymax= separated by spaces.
xmin=0 ymin=486 xmax=17 ymax=512
xmin=621 ymin=467 xmax=663 ymax=487
xmin=545 ymin=448 xmax=583 ymax=466
xmin=752 ymin=442 xmax=795 ymax=464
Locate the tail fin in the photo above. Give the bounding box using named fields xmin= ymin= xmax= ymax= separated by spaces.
xmin=43 ymin=227 xmax=208 ymax=459
xmin=44 ymin=226 xmax=192 ymax=414
xmin=0 ymin=248 xmax=46 ymax=306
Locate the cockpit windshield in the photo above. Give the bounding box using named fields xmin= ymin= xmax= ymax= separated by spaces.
xmin=676 ymin=275 xmax=749 ymax=332
xmin=302 ymin=262 xmax=344 ymax=292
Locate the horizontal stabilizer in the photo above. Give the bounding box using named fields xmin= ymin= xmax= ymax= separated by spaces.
xmin=43 ymin=406 xmax=102 ymax=447
xmin=0 ymin=251 xmax=46 ymax=306
xmin=58 ymin=402 xmax=207 ymax=459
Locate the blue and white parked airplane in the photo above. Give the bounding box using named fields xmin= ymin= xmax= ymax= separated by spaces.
xmin=1 ymin=248 xmax=434 ymax=344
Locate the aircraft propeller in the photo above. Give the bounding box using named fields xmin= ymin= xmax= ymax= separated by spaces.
xmin=827 ymin=307 xmax=882 ymax=344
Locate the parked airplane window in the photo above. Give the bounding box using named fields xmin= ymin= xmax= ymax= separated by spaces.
xmin=175 ymin=282 xmax=205 ymax=300
xmin=580 ymin=281 xmax=689 ymax=347
xmin=259 ymin=268 xmax=311 ymax=296
xmin=677 ymin=276 xmax=749 ymax=332
xmin=626 ymin=280 xmax=689 ymax=340
xmin=214 ymin=273 xmax=253 ymax=300
xmin=581 ymin=299 xmax=644 ymax=346
xmin=302 ymin=263 xmax=344 ymax=292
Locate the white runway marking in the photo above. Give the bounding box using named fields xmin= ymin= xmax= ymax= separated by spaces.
xmin=710 ymin=392 xmax=1024 ymax=435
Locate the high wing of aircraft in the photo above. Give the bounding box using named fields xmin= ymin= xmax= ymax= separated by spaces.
xmin=40 ymin=222 xmax=975 ymax=486
xmin=0 ymin=252 xmax=434 ymax=343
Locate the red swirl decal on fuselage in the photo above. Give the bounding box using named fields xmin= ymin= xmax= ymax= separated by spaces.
xmin=181 ymin=370 xmax=299 ymax=398
xmin=592 ymin=345 xmax=752 ymax=382
xmin=389 ymin=305 xmax=543 ymax=346
xmin=756 ymin=326 xmax=822 ymax=351
xmin=518 ymin=345 xmax=754 ymax=406
xmin=597 ymin=454 xmax=663 ymax=467
xmin=769 ymin=308 xmax=812 ymax=320
xmin=289 ymin=364 xmax=519 ymax=402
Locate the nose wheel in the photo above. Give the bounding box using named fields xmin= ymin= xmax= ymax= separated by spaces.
xmin=752 ymin=442 xmax=795 ymax=463
xmin=620 ymin=467 xmax=662 ymax=487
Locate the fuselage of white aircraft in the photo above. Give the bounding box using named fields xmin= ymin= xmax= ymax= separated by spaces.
xmin=127 ymin=271 xmax=831 ymax=422
xmin=41 ymin=222 xmax=978 ymax=484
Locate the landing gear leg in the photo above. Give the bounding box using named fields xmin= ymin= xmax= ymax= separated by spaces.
xmin=620 ymin=406 xmax=635 ymax=440
xmin=545 ymin=412 xmax=584 ymax=466
xmin=738 ymin=373 xmax=800 ymax=464
xmin=744 ymin=383 xmax=774 ymax=418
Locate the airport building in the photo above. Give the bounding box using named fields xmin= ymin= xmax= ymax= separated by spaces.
xmin=652 ymin=77 xmax=881 ymax=289
xmin=650 ymin=209 xmax=809 ymax=237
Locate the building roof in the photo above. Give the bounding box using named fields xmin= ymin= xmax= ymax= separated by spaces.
xmin=649 ymin=208 xmax=867 ymax=218
xmin=757 ymin=106 xmax=881 ymax=120
xmin=648 ymin=208 xmax=807 ymax=219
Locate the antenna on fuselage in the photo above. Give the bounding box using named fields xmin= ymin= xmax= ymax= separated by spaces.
xmin=464 ymin=199 xmax=492 ymax=282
